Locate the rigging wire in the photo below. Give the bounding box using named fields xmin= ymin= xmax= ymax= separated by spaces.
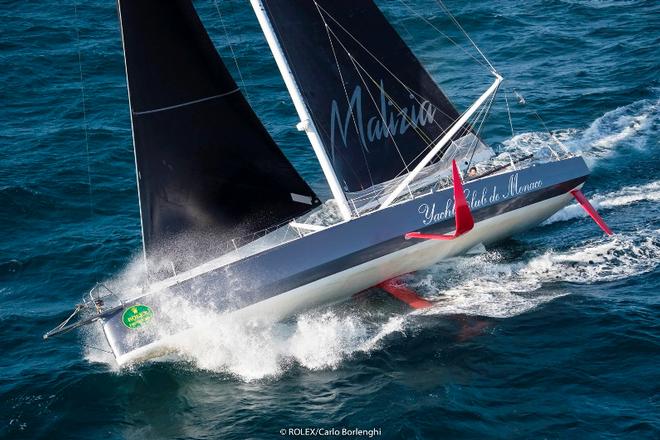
xmin=317 ymin=6 xmax=421 ymax=176
xmin=464 ymin=88 xmax=498 ymax=174
xmin=315 ymin=3 xmax=462 ymax=131
xmin=313 ymin=1 xmax=464 ymax=192
xmin=320 ymin=20 xmax=475 ymax=189
xmin=502 ymin=86 xmax=569 ymax=159
xmin=504 ymin=89 xmax=515 ymax=137
xmin=258 ymin=1 xmax=368 ymax=190
xmin=317 ymin=5 xmax=471 ymax=171
xmin=391 ymin=3 xmax=418 ymax=43
xmin=362 ymin=94 xmax=492 ymax=207
xmin=314 ymin=5 xmax=502 ymax=211
xmin=434 ymin=0 xmax=497 ymax=73
xmin=325 ymin=31 xmax=489 ymax=202
xmin=314 ymin=1 xmax=375 ymax=188
xmin=315 ymin=3 xmax=501 ymax=158
xmin=81 ymin=342 xmax=114 ymax=355
xmin=211 ymin=0 xmax=250 ymax=99
xmin=73 ymin=1 xmax=93 ymax=216
xmin=315 ymin=2 xmax=497 ymax=176
xmin=397 ymin=0 xmax=493 ymax=73
xmin=532 ymin=111 xmax=568 ymax=157
xmin=348 ymin=53 xmax=411 ymax=173
xmin=270 ymin=1 xmax=501 ymax=207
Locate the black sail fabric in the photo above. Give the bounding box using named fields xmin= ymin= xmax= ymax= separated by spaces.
xmin=261 ymin=0 xmax=474 ymax=193
xmin=117 ymin=0 xmax=320 ymax=273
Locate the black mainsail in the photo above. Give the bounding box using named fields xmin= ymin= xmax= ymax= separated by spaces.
xmin=117 ymin=0 xmax=320 ymax=273
xmin=260 ymin=0 xmax=478 ymax=193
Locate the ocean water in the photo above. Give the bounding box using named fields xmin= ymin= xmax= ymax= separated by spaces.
xmin=1 ymin=0 xmax=659 ymax=439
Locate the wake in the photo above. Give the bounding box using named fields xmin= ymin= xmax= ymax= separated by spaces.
xmin=82 ymin=97 xmax=659 ymax=381
xmin=545 ymin=180 xmax=660 ymax=225
xmin=409 ymin=230 xmax=659 ymax=319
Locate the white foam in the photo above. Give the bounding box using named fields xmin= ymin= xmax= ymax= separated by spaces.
xmin=83 ymin=272 xmax=403 ymax=380
xmin=410 ymin=230 xmax=659 ymax=319
xmin=81 ymin=253 xmax=147 ymax=368
xmin=545 ymin=180 xmax=660 ymax=224
xmin=503 ymin=96 xmax=658 ymax=165
xmin=288 ymin=311 xmax=368 ymax=370
xmin=165 ymin=308 xmax=402 ymax=381
xmin=579 ymin=98 xmax=657 ymax=158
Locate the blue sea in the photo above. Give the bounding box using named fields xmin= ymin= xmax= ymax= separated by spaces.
xmin=1 ymin=1 xmax=659 ymax=438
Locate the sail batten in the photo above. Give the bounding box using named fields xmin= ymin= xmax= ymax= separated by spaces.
xmin=117 ymin=0 xmax=320 ymax=276
xmin=131 ymin=89 xmax=240 ymax=116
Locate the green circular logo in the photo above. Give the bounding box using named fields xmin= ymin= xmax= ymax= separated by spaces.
xmin=122 ymin=304 xmax=154 ymax=329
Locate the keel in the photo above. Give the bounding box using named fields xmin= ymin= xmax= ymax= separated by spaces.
xmin=378 ymin=279 xmax=433 ymax=309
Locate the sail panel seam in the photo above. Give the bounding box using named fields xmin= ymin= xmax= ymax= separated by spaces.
xmin=132 ymin=88 xmax=240 ymax=115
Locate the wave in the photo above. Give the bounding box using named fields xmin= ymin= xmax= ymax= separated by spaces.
xmin=84 ymin=228 xmax=659 ymax=381
xmin=409 ymin=229 xmax=659 ymax=318
xmin=169 ymin=310 xmax=405 ymax=381
xmin=502 ymin=95 xmax=658 ymax=165
xmin=84 ymin=302 xmax=406 ymax=381
xmin=545 ymin=180 xmax=660 ymax=224
xmin=82 ymin=255 xmax=406 ymax=379
xmin=558 ymin=0 xmax=644 ymax=9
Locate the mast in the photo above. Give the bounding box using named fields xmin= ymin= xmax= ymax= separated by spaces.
xmin=249 ymin=0 xmax=353 ymax=221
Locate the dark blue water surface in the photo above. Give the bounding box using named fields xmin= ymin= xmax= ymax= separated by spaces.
xmin=1 ymin=1 xmax=659 ymax=439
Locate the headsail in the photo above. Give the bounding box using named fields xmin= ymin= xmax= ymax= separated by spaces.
xmin=259 ymin=0 xmax=485 ymax=194
xmin=117 ymin=0 xmax=320 ymax=275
